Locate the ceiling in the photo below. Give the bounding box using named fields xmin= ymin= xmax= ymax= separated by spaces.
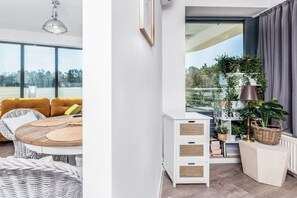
xmin=185 ymin=0 xmax=286 ymax=17
xmin=185 ymin=0 xmax=287 ymax=53
xmin=186 ymin=7 xmax=267 ymax=17
xmin=0 ymin=0 xmax=82 ymax=37
xmin=186 ymin=23 xmax=243 ymax=52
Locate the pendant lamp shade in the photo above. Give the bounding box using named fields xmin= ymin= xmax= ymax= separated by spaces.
xmin=43 ymin=19 xmax=68 ymax=34
xmin=42 ymin=0 xmax=68 ymax=34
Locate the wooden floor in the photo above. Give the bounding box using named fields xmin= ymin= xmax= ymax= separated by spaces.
xmin=1 ymin=142 xmax=297 ymax=197
xmin=0 ymin=141 xmax=14 ymax=157
xmin=161 ymin=164 xmax=297 ymax=198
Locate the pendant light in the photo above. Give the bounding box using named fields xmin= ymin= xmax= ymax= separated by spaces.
xmin=42 ymin=0 xmax=68 ymax=34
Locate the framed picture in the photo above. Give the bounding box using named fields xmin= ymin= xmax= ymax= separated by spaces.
xmin=139 ymin=0 xmax=155 ymax=46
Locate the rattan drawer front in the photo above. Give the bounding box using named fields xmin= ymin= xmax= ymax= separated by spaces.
xmin=180 ymin=145 xmax=204 ymax=157
xmin=180 ymin=123 xmax=204 ymax=136
xmin=179 ymin=165 xmax=204 ymax=177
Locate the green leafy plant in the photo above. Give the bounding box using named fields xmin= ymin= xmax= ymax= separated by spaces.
xmin=216 ymin=124 xmax=228 ymax=134
xmin=215 ymin=55 xmax=239 ymax=75
xmin=214 ymin=55 xmax=267 ymax=119
xmin=255 ymin=98 xmax=289 ymax=128
xmin=231 ymin=125 xmax=241 ymax=136
xmin=239 ymin=56 xmax=267 ymax=99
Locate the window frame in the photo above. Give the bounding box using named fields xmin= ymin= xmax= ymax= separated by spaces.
xmin=0 ymin=41 xmax=82 ymax=98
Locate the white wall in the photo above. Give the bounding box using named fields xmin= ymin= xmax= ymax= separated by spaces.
xmin=83 ymin=0 xmax=111 ymax=197
xmin=0 ymin=28 xmax=81 ymax=48
xmin=112 ymin=0 xmax=163 ymax=197
xmin=162 ymin=1 xmax=185 ymax=113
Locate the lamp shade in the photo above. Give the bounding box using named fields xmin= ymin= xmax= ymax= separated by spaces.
xmin=42 ymin=19 xmax=68 ymax=34
xmin=239 ymin=85 xmax=259 ymax=101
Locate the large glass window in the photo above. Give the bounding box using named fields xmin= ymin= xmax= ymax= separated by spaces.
xmin=0 ymin=43 xmax=21 ymax=100
xmin=0 ymin=42 xmax=82 ymax=101
xmin=185 ymin=22 xmax=243 ymax=112
xmin=24 ymin=46 xmax=55 ymax=99
xmin=58 ymin=48 xmax=82 ymax=97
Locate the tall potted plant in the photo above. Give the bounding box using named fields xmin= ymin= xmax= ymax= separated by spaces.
xmin=252 ymin=98 xmax=288 ymax=145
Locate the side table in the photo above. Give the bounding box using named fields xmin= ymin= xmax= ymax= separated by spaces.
xmin=239 ymin=140 xmax=290 ymax=187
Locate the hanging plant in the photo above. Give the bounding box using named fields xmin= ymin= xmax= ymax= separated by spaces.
xmin=239 ymin=56 xmax=267 ymax=99
xmin=215 ymin=55 xmax=240 ymax=77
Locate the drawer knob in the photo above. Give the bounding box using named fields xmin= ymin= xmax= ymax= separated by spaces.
xmin=188 ymin=142 xmax=195 ymax=144
xmin=188 ymin=120 xmax=195 ymax=123
xmin=188 ymin=163 xmax=195 ymax=165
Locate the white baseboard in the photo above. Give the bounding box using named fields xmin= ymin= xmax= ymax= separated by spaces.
xmin=210 ymin=157 xmax=241 ymax=164
xmin=157 ymin=166 xmax=164 ymax=198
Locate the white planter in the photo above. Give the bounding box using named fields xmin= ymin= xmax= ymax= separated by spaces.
xmin=221 ymin=110 xmax=228 ymax=118
xmin=233 ymin=112 xmax=240 ymax=118
xmin=229 ymin=134 xmax=236 ymax=141
xmin=231 ymin=101 xmax=238 ymax=109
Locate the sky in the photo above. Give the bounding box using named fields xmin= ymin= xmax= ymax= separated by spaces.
xmin=185 ymin=34 xmax=243 ymax=69
xmin=0 ymin=43 xmax=82 ymax=73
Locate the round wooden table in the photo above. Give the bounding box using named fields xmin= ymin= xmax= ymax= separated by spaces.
xmin=15 ymin=116 xmax=82 ymax=155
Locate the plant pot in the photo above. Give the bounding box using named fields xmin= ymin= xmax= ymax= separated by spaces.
xmin=218 ymin=133 xmax=227 ymax=141
xmin=221 ymin=110 xmax=228 ymax=118
xmin=220 ymin=101 xmax=227 ymax=109
xmin=233 ymin=112 xmax=240 ymax=118
xmin=231 ymin=101 xmax=238 ymax=109
xmin=252 ymin=123 xmax=282 ymax=145
xmin=229 ymin=134 xmax=236 ymax=141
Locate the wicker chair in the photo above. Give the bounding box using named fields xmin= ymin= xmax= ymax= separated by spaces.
xmin=0 ymin=109 xmax=67 ymax=162
xmin=0 ymin=158 xmax=82 ymax=198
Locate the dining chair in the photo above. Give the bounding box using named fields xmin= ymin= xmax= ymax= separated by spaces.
xmin=0 ymin=108 xmax=68 ymax=162
xmin=0 ymin=157 xmax=82 ymax=198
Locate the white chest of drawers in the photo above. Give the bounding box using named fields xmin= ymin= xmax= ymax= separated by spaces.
xmin=163 ymin=112 xmax=212 ymax=187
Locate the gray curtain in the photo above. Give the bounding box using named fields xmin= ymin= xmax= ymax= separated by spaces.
xmin=258 ymin=0 xmax=297 ymax=137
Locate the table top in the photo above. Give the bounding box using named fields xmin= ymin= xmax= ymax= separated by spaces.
xmin=15 ymin=116 xmax=82 ymax=147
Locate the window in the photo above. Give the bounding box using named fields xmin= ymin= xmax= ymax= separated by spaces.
xmin=24 ymin=46 xmax=55 ymax=99
xmin=185 ymin=22 xmax=243 ymax=112
xmin=0 ymin=42 xmax=82 ymax=101
xmin=58 ymin=48 xmax=82 ymax=97
xmin=0 ymin=43 xmax=21 ymax=100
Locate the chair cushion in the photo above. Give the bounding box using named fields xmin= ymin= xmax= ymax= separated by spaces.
xmin=64 ymin=104 xmax=82 ymax=115
xmin=51 ymin=98 xmax=82 ymax=116
xmin=2 ymin=111 xmax=37 ymax=133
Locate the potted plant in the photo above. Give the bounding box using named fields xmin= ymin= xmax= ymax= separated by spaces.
xmin=230 ymin=93 xmax=239 ymax=109
xmin=231 ymin=125 xmax=241 ymax=140
xmin=216 ymin=124 xmax=228 ymax=141
xmin=252 ymin=98 xmax=289 ymax=145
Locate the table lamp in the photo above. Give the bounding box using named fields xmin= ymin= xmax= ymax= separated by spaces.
xmin=239 ymin=85 xmax=259 ymax=142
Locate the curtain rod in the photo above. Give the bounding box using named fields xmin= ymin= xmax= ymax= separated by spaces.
xmin=252 ymin=0 xmax=286 ymax=18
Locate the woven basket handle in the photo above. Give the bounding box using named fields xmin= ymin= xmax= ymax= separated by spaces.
xmin=251 ymin=121 xmax=258 ymax=127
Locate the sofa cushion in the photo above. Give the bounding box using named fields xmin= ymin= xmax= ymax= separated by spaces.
xmin=2 ymin=111 xmax=37 ymax=133
xmin=1 ymin=98 xmax=50 ymax=117
xmin=51 ymin=98 xmax=82 ymax=116
xmin=64 ymin=104 xmax=82 ymax=115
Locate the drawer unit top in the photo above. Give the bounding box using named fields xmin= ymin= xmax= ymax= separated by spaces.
xmin=164 ymin=112 xmax=212 ymax=120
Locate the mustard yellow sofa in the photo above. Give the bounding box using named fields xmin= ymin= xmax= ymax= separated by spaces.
xmin=0 ymin=97 xmax=82 ymax=141
xmin=1 ymin=98 xmax=51 ymax=117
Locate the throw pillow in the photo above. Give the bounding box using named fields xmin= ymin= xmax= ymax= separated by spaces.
xmin=64 ymin=104 xmax=82 ymax=115
xmin=2 ymin=111 xmax=38 ymax=133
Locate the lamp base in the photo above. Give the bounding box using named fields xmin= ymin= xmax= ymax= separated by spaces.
xmin=243 ymin=137 xmax=255 ymax=142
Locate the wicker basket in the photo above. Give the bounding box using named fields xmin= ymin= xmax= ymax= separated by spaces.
xmin=251 ymin=121 xmax=282 ymax=145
